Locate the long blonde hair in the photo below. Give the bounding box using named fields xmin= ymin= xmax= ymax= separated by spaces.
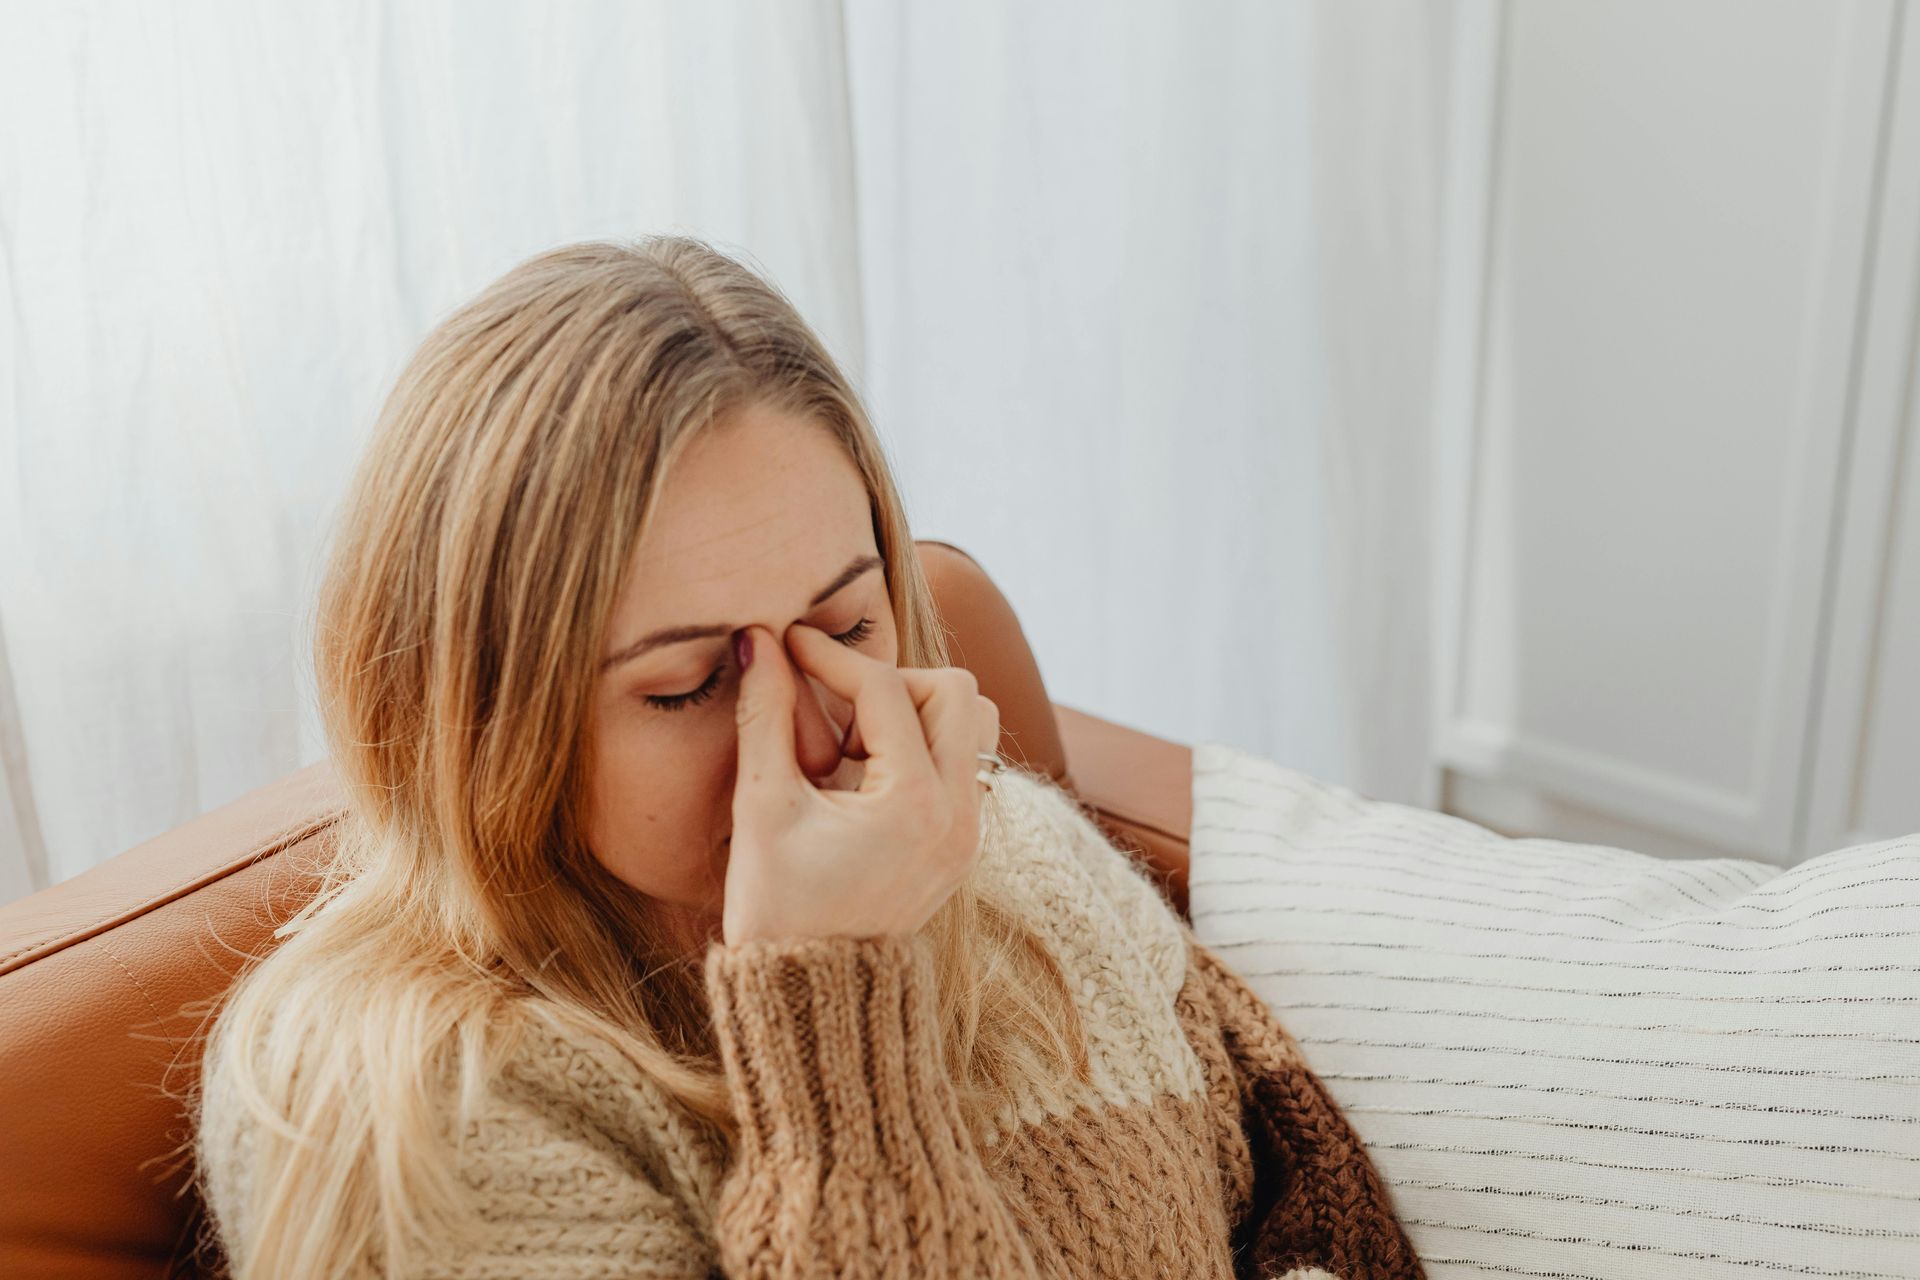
xmin=189 ymin=235 xmax=1089 ymax=1279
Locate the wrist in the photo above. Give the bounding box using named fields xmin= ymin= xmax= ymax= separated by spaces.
xmin=704 ymin=932 xmax=955 ymax=1156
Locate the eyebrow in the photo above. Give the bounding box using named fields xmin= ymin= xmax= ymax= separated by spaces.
xmin=600 ymin=552 xmax=884 ymax=672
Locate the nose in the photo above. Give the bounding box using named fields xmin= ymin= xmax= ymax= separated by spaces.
xmin=791 ymin=670 xmax=852 ymax=780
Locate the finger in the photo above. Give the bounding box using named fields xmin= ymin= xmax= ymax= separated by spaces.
xmin=963 ymin=696 xmax=1001 ymax=853
xmin=973 ymin=697 xmax=1001 ymax=816
xmin=838 ymin=673 xmax=994 ymax=763
xmin=876 ymin=672 xmax=996 ymax=842
xmin=970 ymin=696 xmax=1001 ymax=803
xmin=975 ymin=695 xmax=1001 ymax=759
xmin=785 ymin=624 xmax=934 ymax=785
xmin=733 ymin=625 xmax=803 ymax=792
xmin=909 ymin=670 xmax=986 ymax=807
xmin=781 ymin=619 xmax=887 ymax=701
xmin=785 ymin=623 xmax=952 ymax=730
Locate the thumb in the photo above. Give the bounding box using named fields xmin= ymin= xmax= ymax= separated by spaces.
xmin=732 ymin=625 xmax=801 ymax=791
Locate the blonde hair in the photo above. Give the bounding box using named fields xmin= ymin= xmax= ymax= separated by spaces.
xmin=189 ymin=235 xmax=1089 ymax=1279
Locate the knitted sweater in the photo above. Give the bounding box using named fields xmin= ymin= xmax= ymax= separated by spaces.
xmin=198 ymin=765 xmax=1423 ymax=1279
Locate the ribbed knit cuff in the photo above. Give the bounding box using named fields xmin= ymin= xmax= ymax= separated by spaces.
xmin=703 ymin=932 xmax=962 ymax=1170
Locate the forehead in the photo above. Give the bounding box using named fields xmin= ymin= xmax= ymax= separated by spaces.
xmin=616 ymin=404 xmax=874 ymax=620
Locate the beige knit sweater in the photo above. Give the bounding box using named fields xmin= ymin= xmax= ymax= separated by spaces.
xmin=198 ymin=765 xmax=1423 ymax=1279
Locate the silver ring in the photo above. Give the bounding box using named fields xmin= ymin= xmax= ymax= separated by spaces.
xmin=975 ymin=751 xmax=1005 ymax=788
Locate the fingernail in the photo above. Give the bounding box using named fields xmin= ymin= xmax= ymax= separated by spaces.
xmin=733 ymin=628 xmax=753 ymax=671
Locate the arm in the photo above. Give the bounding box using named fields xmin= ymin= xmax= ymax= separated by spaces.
xmin=703 ymin=930 xmax=1047 ymax=1279
xmin=401 ymin=930 xmax=1042 ymax=1279
xmin=1175 ymin=929 xmax=1425 ymax=1280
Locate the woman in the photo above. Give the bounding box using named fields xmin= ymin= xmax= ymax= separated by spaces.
xmin=192 ymin=235 xmax=1423 ymax=1279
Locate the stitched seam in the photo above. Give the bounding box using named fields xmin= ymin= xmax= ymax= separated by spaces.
xmin=0 ymin=808 xmax=345 ymax=973
xmin=99 ymin=937 xmax=165 ymax=1028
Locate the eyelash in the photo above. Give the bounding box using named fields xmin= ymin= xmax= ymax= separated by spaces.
xmin=643 ymin=617 xmax=876 ymax=712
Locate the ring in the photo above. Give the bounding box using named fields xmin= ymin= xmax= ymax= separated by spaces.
xmin=975 ymin=751 xmax=1005 ymax=788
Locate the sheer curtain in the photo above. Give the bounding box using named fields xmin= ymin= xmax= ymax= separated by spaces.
xmin=0 ymin=0 xmax=866 ymax=900
xmin=0 ymin=1 xmax=1452 ymax=905
xmin=843 ymin=0 xmax=1350 ymax=791
xmin=839 ymin=0 xmax=1458 ymax=811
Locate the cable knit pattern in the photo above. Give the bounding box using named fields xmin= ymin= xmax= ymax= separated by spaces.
xmin=198 ymin=766 xmax=1423 ymax=1279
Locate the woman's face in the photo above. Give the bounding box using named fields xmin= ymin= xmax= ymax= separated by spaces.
xmin=584 ymin=402 xmax=899 ymax=941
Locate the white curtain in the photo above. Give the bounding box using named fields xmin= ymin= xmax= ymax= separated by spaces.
xmin=0 ymin=0 xmax=1453 ymax=905
xmin=0 ymin=0 xmax=866 ymax=899
xmin=843 ymin=0 xmax=1352 ymax=790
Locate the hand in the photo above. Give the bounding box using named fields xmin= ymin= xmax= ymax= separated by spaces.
xmin=722 ymin=621 xmax=1001 ymax=946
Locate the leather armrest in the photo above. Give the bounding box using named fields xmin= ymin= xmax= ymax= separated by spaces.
xmin=1054 ymin=704 xmax=1193 ymax=919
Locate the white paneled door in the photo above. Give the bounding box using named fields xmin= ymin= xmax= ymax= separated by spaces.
xmin=1432 ymin=0 xmax=1920 ymax=865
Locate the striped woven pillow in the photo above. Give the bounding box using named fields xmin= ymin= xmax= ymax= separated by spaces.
xmin=1187 ymin=741 xmax=1920 ymax=1280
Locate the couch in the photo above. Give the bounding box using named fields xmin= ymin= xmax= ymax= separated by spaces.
xmin=0 ymin=540 xmax=1196 ymax=1279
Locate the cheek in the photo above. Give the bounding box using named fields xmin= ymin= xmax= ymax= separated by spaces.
xmin=585 ymin=712 xmax=735 ymax=898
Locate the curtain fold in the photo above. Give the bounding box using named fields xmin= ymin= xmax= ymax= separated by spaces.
xmin=0 ymin=619 xmax=47 ymax=903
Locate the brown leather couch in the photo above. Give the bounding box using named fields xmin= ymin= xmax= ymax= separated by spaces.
xmin=0 ymin=540 xmax=1195 ymax=1280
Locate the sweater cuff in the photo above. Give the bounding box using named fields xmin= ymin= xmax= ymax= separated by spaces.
xmin=703 ymin=932 xmax=962 ymax=1168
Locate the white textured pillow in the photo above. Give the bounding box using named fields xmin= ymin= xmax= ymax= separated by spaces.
xmin=1187 ymin=741 xmax=1920 ymax=1280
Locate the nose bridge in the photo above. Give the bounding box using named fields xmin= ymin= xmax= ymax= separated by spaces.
xmin=797 ymin=670 xmax=838 ymax=728
xmin=791 ymin=668 xmax=850 ymax=776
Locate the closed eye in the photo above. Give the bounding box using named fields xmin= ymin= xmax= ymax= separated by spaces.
xmin=642 ymin=616 xmax=876 ymax=712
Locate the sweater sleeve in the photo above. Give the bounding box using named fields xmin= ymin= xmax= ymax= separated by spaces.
xmin=1175 ymin=929 xmax=1426 ymax=1280
xmin=702 ymin=930 xmax=1047 ymax=1279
